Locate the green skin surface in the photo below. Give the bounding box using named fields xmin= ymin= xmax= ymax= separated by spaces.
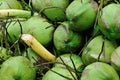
xmin=53 ymin=21 xmax=83 ymax=53
xmin=23 ymin=15 xmax=55 ymax=46
xmin=32 ymin=0 xmax=70 ymax=21
xmin=74 ymin=0 xmax=91 ymax=3
xmin=0 ymin=0 xmax=23 ymax=9
xmin=42 ymin=67 xmax=77 ymax=80
xmin=0 ymin=56 xmax=36 ymax=80
xmin=111 ymin=46 xmax=120 ymax=75
xmin=0 ymin=1 xmax=10 ymax=9
xmin=98 ymin=3 xmax=120 ymax=40
xmin=81 ymin=62 xmax=119 ymax=80
xmin=82 ymin=35 xmax=116 ymax=65
xmin=66 ymin=0 xmax=98 ymax=32
xmin=54 ymin=54 xmax=84 ymax=72
xmin=31 ymin=0 xmax=41 ymax=11
xmin=43 ymin=8 xmax=66 ymax=22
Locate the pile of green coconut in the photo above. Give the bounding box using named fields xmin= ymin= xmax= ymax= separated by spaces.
xmin=0 ymin=0 xmax=120 ymax=80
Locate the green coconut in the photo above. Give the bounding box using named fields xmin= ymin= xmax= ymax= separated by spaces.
xmin=0 ymin=56 xmax=36 ymax=80
xmin=111 ymin=46 xmax=120 ymax=75
xmin=66 ymin=0 xmax=98 ymax=32
xmin=53 ymin=21 xmax=83 ymax=53
xmin=81 ymin=62 xmax=119 ymax=80
xmin=42 ymin=67 xmax=77 ymax=80
xmin=23 ymin=15 xmax=55 ymax=46
xmin=54 ymin=54 xmax=84 ymax=72
xmin=82 ymin=35 xmax=116 ymax=65
xmin=98 ymin=3 xmax=120 ymax=40
xmin=31 ymin=0 xmax=70 ymax=21
xmin=0 ymin=0 xmax=23 ymax=9
xmin=7 ymin=15 xmax=54 ymax=46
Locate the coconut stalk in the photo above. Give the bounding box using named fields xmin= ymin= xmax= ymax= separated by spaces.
xmin=21 ymin=34 xmax=56 ymax=62
xmin=0 ymin=9 xmax=32 ymax=19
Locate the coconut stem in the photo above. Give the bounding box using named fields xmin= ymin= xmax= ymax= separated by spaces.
xmin=0 ymin=9 xmax=32 ymax=19
xmin=21 ymin=34 xmax=56 ymax=62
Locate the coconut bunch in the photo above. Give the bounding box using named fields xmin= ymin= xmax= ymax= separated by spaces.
xmin=0 ymin=0 xmax=120 ymax=80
